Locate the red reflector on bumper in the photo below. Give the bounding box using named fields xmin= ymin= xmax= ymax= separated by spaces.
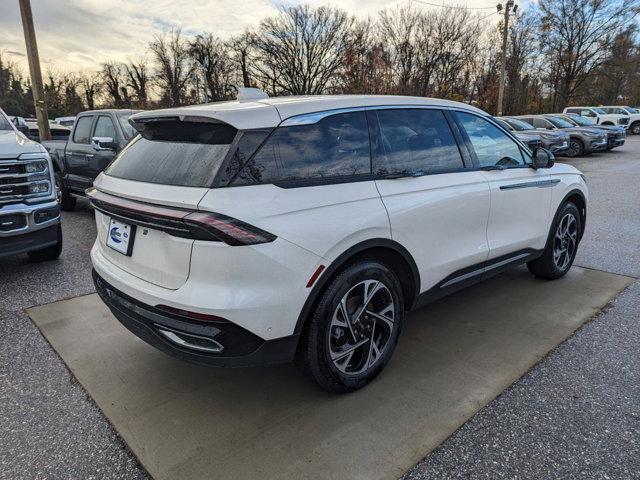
xmin=306 ymin=265 xmax=326 ymax=288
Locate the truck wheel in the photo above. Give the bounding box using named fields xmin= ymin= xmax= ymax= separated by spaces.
xmin=55 ymin=171 xmax=76 ymax=211
xmin=527 ymin=202 xmax=581 ymax=280
xmin=297 ymin=260 xmax=404 ymax=393
xmin=28 ymin=225 xmax=63 ymax=262
xmin=631 ymin=122 xmax=640 ymax=135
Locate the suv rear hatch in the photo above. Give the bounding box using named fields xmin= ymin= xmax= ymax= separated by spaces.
xmin=91 ymin=117 xmax=240 ymax=290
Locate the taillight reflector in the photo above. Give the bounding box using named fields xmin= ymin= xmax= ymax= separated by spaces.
xmin=306 ymin=264 xmax=326 ymax=288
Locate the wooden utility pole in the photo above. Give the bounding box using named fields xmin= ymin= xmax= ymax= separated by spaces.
xmin=496 ymin=0 xmax=515 ymax=117
xmin=18 ymin=0 xmax=51 ymax=141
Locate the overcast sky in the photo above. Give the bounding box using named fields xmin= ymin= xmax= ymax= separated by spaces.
xmin=1 ymin=0 xmax=502 ymax=72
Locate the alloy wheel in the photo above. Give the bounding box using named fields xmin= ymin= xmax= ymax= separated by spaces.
xmin=553 ymin=212 xmax=578 ymax=271
xmin=328 ymin=279 xmax=395 ymax=375
xmin=568 ymin=140 xmax=581 ymax=157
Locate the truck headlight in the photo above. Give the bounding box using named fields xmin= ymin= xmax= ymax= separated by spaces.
xmin=25 ymin=161 xmax=48 ymax=173
xmin=28 ymin=182 xmax=50 ymax=194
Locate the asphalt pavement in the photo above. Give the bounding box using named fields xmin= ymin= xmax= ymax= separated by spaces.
xmin=1 ymin=138 xmax=639 ymax=479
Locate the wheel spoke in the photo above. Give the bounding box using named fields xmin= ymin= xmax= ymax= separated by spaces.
xmin=366 ymin=308 xmax=394 ymax=330
xmin=331 ymin=337 xmax=369 ymax=362
xmin=338 ymin=298 xmax=358 ymax=342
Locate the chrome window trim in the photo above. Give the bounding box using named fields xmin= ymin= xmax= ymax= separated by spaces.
xmin=278 ymin=104 xmax=487 ymax=127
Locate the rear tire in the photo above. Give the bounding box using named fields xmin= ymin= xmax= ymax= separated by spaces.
xmin=631 ymin=122 xmax=640 ymax=135
xmin=297 ymin=260 xmax=404 ymax=393
xmin=28 ymin=224 xmax=63 ymax=262
xmin=55 ymin=171 xmax=77 ymax=211
xmin=527 ymin=202 xmax=581 ymax=280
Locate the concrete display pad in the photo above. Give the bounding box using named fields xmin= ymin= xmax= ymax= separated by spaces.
xmin=27 ymin=266 xmax=631 ymax=480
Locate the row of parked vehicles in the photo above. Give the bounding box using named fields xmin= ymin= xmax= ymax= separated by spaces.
xmin=0 ymin=96 xmax=632 ymax=392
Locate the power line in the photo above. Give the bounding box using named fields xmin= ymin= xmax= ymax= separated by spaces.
xmin=411 ymin=0 xmax=496 ymax=10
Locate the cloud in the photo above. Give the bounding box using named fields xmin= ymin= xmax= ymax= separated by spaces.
xmin=1 ymin=0 xmax=499 ymax=71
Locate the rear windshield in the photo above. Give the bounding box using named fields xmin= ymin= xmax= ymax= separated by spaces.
xmin=104 ymin=120 xmax=237 ymax=187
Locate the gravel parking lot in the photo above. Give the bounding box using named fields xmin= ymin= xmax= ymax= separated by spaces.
xmin=1 ymin=138 xmax=639 ymax=479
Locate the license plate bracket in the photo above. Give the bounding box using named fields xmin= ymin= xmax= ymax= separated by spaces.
xmin=106 ymin=218 xmax=136 ymax=256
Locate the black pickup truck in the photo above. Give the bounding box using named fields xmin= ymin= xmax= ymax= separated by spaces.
xmin=44 ymin=109 xmax=140 ymax=210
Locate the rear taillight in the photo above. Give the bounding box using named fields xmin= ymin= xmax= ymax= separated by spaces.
xmin=87 ymin=188 xmax=276 ymax=246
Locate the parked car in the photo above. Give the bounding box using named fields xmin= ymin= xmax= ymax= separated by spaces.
xmin=558 ymin=113 xmax=625 ymax=150
xmin=26 ymin=122 xmax=71 ymax=143
xmin=44 ymin=109 xmax=140 ymax=210
xmin=88 ymin=93 xmax=588 ymax=393
xmin=599 ymin=106 xmax=640 ymax=135
xmin=499 ymin=117 xmax=570 ymax=155
xmin=562 ymin=106 xmax=630 ymax=130
xmin=494 ymin=118 xmax=542 ymax=150
xmin=8 ymin=116 xmax=30 ymax=136
xmin=53 ymin=116 xmax=76 ymax=128
xmin=515 ymin=115 xmax=607 ymax=157
xmin=0 ymin=108 xmax=62 ymax=261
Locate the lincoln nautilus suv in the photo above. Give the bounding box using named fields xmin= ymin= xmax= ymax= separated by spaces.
xmin=90 ymin=92 xmax=588 ymax=393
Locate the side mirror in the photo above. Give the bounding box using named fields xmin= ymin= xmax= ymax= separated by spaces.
xmin=532 ymin=147 xmax=554 ymax=169
xmin=91 ymin=136 xmax=117 ymax=151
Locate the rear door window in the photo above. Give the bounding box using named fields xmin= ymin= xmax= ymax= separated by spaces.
xmin=73 ymin=116 xmax=94 ymax=144
xmin=232 ymin=111 xmax=370 ymax=186
xmin=104 ymin=120 xmax=237 ymax=187
xmin=370 ymin=108 xmax=464 ymax=176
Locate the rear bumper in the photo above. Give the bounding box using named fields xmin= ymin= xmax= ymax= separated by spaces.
xmin=93 ymin=270 xmax=300 ymax=367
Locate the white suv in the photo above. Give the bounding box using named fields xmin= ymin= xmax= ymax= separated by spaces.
xmin=562 ymin=106 xmax=630 ymax=130
xmin=89 ymin=94 xmax=588 ymax=393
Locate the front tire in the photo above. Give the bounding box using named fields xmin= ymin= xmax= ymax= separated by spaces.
xmin=297 ymin=260 xmax=404 ymax=393
xmin=566 ymin=138 xmax=584 ymax=158
xmin=28 ymin=224 xmax=63 ymax=262
xmin=527 ymin=202 xmax=581 ymax=280
xmin=55 ymin=171 xmax=77 ymax=211
xmin=631 ymin=122 xmax=640 ymax=135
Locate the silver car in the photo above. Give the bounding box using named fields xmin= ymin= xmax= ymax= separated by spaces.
xmin=515 ymin=115 xmax=607 ymax=158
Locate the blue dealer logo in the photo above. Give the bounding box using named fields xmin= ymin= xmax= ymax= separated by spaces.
xmin=110 ymin=226 xmax=128 ymax=244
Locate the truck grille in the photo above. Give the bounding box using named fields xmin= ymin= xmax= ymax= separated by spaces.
xmin=0 ymin=214 xmax=27 ymax=232
xmin=0 ymin=158 xmax=51 ymax=205
xmin=619 ymin=118 xmax=630 ymax=126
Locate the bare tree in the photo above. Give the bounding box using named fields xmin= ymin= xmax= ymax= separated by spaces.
xmin=79 ymin=71 xmax=101 ymax=110
xmin=336 ymin=19 xmax=393 ymax=94
xmin=124 ymin=58 xmax=150 ymax=107
xmin=189 ymin=34 xmax=235 ymax=102
xmin=378 ymin=6 xmax=419 ymax=94
xmin=250 ymin=5 xmax=354 ymax=95
xmin=149 ymin=29 xmax=194 ymax=106
xmin=538 ymin=0 xmax=640 ymax=110
xmin=101 ymin=61 xmax=130 ymax=107
xmin=229 ymin=32 xmax=254 ymax=88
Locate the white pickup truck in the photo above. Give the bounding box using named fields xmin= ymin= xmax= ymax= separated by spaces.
xmin=0 ymin=108 xmax=62 ymax=261
xmin=563 ymin=106 xmax=630 ymax=130
xmin=599 ymin=106 xmax=640 ymax=135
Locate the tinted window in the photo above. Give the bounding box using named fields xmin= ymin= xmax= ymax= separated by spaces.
xmin=94 ymin=116 xmax=117 ymax=139
xmin=532 ymin=118 xmax=551 ymax=129
xmin=117 ymin=113 xmax=136 ymax=139
xmin=105 ymin=121 xmax=237 ymax=187
xmin=0 ymin=114 xmax=11 ymax=130
xmin=504 ymin=118 xmax=534 ymax=131
xmin=233 ymin=111 xmax=370 ymax=186
xmin=545 ymin=116 xmax=573 ymax=128
xmin=371 ymin=109 xmax=464 ymax=176
xmin=456 ymin=112 xmax=525 ymax=168
xmin=73 ymin=116 xmax=93 ymax=144
xmin=217 ymin=129 xmax=272 ymax=185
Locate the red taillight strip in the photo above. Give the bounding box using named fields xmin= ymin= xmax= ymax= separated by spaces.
xmin=87 ymin=188 xmax=276 ymax=246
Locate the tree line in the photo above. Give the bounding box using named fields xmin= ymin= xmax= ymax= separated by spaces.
xmin=1 ymin=0 xmax=638 ymax=119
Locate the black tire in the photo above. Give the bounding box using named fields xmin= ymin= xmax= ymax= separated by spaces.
xmin=527 ymin=202 xmax=581 ymax=280
xmin=297 ymin=260 xmax=404 ymax=393
xmin=566 ymin=138 xmax=584 ymax=158
xmin=28 ymin=224 xmax=63 ymax=262
xmin=55 ymin=170 xmax=77 ymax=211
xmin=631 ymin=122 xmax=640 ymax=135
